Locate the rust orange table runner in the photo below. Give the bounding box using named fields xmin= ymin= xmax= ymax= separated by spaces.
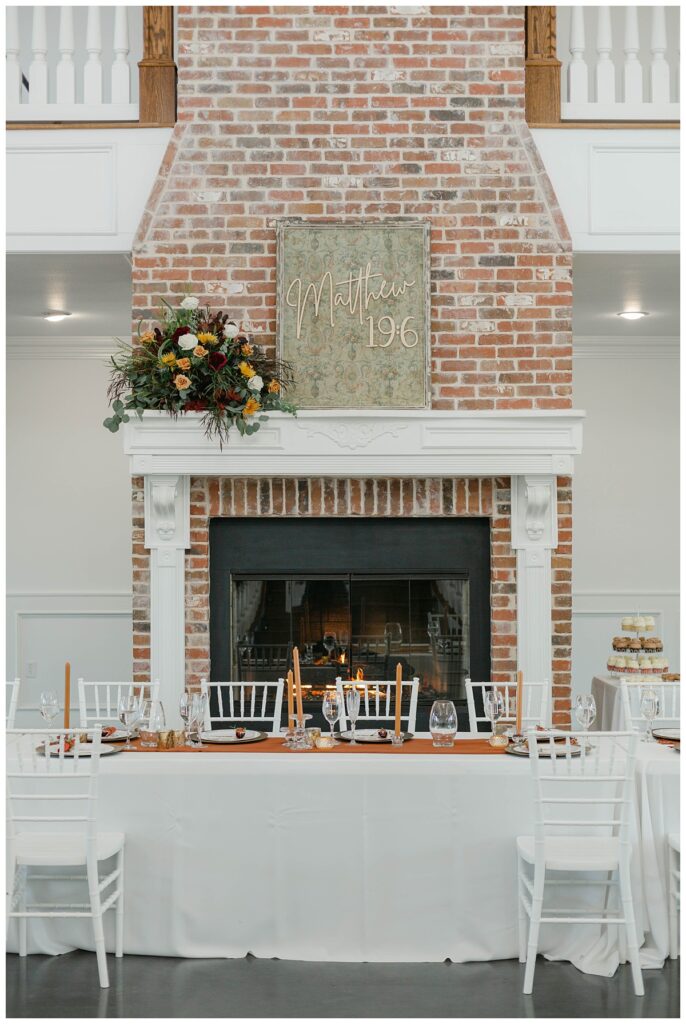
xmin=124 ymin=737 xmax=505 ymax=756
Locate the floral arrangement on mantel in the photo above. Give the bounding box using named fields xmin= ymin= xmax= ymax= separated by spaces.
xmin=104 ymin=297 xmax=295 ymax=443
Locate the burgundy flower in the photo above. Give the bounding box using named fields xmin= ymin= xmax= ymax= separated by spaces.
xmin=184 ymin=399 xmax=207 ymax=411
xmin=208 ymin=352 xmax=228 ymax=371
xmin=172 ymin=326 xmax=190 ymax=343
xmin=154 ymin=327 xmax=164 ymax=344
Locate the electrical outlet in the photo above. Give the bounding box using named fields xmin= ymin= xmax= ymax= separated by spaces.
xmin=26 ymin=662 xmax=37 ymax=678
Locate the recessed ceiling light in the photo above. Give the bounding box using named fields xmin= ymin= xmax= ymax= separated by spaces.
xmin=617 ymin=310 xmax=649 ymax=321
xmin=42 ymin=310 xmax=72 ymax=322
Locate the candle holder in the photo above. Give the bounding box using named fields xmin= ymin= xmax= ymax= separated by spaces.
xmin=390 ymin=732 xmax=405 ymax=747
xmin=289 ymin=713 xmax=313 ymax=750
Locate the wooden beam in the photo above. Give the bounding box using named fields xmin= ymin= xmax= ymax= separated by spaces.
xmin=138 ymin=6 xmax=176 ymax=126
xmin=525 ymin=7 xmax=561 ymax=125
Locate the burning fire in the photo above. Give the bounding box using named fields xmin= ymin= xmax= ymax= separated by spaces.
xmin=338 ymin=652 xmax=346 ymax=665
xmin=355 ymin=668 xmax=364 ymax=682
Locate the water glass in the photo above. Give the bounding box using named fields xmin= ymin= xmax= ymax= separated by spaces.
xmin=322 ymin=691 xmax=343 ymax=744
xmin=345 ymin=687 xmax=361 ymax=744
xmin=118 ymin=694 xmax=140 ymax=749
xmin=575 ymin=694 xmax=596 ymax=731
xmin=187 ymin=693 xmax=207 ymax=749
xmin=139 ymin=699 xmax=166 ymax=748
xmin=39 ymin=690 xmax=60 ymax=725
xmin=429 ymin=700 xmax=458 ymax=748
xmin=484 ymin=690 xmax=504 ymax=733
xmin=179 ymin=691 xmax=194 ymax=744
xmin=639 ymin=687 xmax=660 ymax=743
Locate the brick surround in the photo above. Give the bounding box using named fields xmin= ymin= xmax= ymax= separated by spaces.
xmin=130 ymin=6 xmax=573 ymax=725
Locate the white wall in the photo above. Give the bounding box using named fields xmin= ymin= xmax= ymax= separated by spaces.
xmin=571 ymin=339 xmax=680 ymax=702
xmin=6 ymin=343 xmax=133 ymax=723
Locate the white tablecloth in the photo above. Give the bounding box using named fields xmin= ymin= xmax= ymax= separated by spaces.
xmin=7 ymin=738 xmax=679 ymax=976
xmin=592 ymin=675 xmax=625 ymax=730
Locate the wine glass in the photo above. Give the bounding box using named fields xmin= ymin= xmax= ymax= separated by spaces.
xmin=384 ymin=622 xmax=403 ymax=651
xmin=139 ymin=699 xmax=166 ymax=748
xmin=188 ymin=693 xmax=207 ymax=749
xmin=575 ymin=694 xmax=597 ymax=731
xmin=484 ymin=690 xmax=504 ymax=736
xmin=179 ymin=691 xmax=194 ymax=745
xmin=429 ymin=699 xmax=458 ymax=748
xmin=322 ymin=691 xmax=343 ymax=744
xmin=323 ymin=633 xmax=337 ymax=661
xmin=345 ymin=686 xmax=361 ymax=745
xmin=118 ymin=694 xmax=140 ymax=750
xmin=39 ymin=690 xmax=60 ymax=725
xmin=639 ymin=687 xmax=660 ymax=743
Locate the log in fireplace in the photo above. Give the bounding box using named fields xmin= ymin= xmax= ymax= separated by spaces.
xmin=209 ymin=518 xmax=490 ymax=731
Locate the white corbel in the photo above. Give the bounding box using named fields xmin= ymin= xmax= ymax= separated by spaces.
xmin=144 ymin=475 xmax=190 ymax=549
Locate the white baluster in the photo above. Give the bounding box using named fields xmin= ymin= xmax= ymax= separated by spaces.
xmin=623 ymin=7 xmax=642 ymax=105
xmin=111 ymin=8 xmax=131 ymax=104
xmin=568 ymin=7 xmax=588 ymax=104
xmin=650 ymin=6 xmax=670 ymax=105
xmin=83 ymin=6 xmax=103 ymax=104
xmin=28 ymin=6 xmax=48 ymax=105
xmin=595 ymin=6 xmax=616 ymax=104
xmin=5 ymin=7 xmax=22 ymax=105
xmin=56 ymin=6 xmax=76 ymax=104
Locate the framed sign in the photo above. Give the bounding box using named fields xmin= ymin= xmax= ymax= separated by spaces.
xmin=277 ymin=220 xmax=430 ymax=409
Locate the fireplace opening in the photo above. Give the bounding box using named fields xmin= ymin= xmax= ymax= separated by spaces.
xmin=209 ymin=517 xmax=491 ymax=731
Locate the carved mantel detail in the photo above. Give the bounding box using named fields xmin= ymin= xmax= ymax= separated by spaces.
xmin=144 ymin=474 xmax=190 ymax=550
xmin=511 ymin=475 xmax=558 ymax=553
xmin=295 ymin=421 xmax=409 ymax=451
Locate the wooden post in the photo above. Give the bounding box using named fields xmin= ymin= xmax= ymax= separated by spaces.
xmin=138 ymin=6 xmax=176 ymax=125
xmin=525 ymin=7 xmax=561 ymax=125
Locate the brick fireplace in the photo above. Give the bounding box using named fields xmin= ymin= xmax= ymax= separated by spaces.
xmin=127 ymin=6 xmax=582 ymax=728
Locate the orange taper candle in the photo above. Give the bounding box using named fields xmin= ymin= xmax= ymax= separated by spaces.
xmin=394 ymin=662 xmax=402 ymax=737
xmin=64 ymin=661 xmax=71 ymax=729
xmin=515 ymin=669 xmax=523 ymax=735
xmin=286 ymin=669 xmax=295 ymax=734
xmin=293 ymin=647 xmax=304 ymax=722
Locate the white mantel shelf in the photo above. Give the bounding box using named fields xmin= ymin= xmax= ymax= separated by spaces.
xmin=123 ymin=409 xmax=585 ymax=478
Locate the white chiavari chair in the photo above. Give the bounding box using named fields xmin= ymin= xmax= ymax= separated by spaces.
xmin=199 ymin=679 xmax=284 ymax=735
xmin=6 ymin=726 xmax=125 ymax=988
xmin=466 ymin=678 xmax=550 ymax=734
xmin=668 ymin=833 xmax=680 ymax=959
xmin=335 ymin=676 xmax=419 ymax=733
xmin=6 ymin=678 xmax=21 ymax=728
xmin=619 ymin=677 xmax=680 ymax=734
xmin=517 ymin=730 xmax=643 ymax=996
xmin=77 ymin=680 xmax=160 ymax=729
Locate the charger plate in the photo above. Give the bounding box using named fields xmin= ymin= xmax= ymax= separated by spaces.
xmin=336 ymin=729 xmax=413 ymax=744
xmin=200 ymin=729 xmax=267 ymax=745
xmin=505 ymin=741 xmax=584 ymax=758
xmin=40 ymin=744 xmax=123 ymax=759
xmin=653 ymin=727 xmax=680 ymax=742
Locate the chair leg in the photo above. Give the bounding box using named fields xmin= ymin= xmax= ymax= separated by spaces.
xmin=115 ymin=848 xmax=124 ymax=958
xmin=87 ymin=857 xmax=109 ymax=988
xmin=517 ymin=852 xmax=527 ymax=963
xmin=18 ymin=866 xmax=28 ymax=957
xmin=619 ymin=858 xmax=644 ymax=996
xmin=523 ymin=863 xmax=544 ymax=995
xmin=668 ymin=848 xmax=679 ymax=960
xmin=614 ymin=868 xmax=627 ymax=964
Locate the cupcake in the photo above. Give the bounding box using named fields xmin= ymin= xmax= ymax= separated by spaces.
xmin=621 ymin=616 xmax=635 ymax=630
xmin=644 ymin=616 xmax=655 ymax=631
xmin=629 ymin=639 xmax=642 ymax=653
xmin=627 ymin=658 xmax=639 ymax=674
xmin=639 ymin=656 xmax=652 ymax=673
xmin=607 ymin=657 xmax=617 ymax=675
xmin=615 ymin=656 xmax=627 ymax=671
xmin=635 ymin=616 xmax=646 ymax=632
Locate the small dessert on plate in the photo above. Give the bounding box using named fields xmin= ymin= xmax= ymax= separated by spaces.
xmin=621 ymin=616 xmax=635 ymax=630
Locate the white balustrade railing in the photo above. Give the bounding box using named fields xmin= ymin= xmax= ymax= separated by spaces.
xmin=558 ymin=5 xmax=680 ymax=120
xmin=6 ymin=6 xmax=142 ymax=122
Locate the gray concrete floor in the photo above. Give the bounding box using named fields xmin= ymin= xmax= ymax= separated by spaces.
xmin=6 ymin=952 xmax=679 ymax=1018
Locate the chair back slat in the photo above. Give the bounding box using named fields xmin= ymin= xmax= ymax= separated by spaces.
xmin=200 ymin=679 xmax=284 ymax=735
xmin=466 ymin=678 xmax=550 ymax=734
xmin=528 ymin=729 xmax=637 ymax=843
xmin=335 ymin=677 xmax=419 ymax=733
xmin=77 ymin=680 xmax=159 ymax=728
xmin=620 ymin=677 xmax=680 ymax=733
xmin=6 ymin=678 xmax=21 ymax=729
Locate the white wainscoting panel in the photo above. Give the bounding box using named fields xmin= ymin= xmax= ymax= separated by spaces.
xmin=7 ymin=592 xmax=133 ymax=727
xmin=572 ymin=590 xmax=680 ymax=707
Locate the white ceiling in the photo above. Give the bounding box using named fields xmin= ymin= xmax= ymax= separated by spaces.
xmin=4 ymin=252 xmax=680 ymax=340
xmin=6 ymin=254 xmax=132 ymax=338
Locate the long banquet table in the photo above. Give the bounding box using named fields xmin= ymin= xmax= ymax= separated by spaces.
xmin=7 ymin=735 xmax=679 ymax=977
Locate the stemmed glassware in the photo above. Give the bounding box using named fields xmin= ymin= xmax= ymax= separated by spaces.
xmin=179 ymin=692 xmax=194 ymax=746
xmin=575 ymin=694 xmax=597 ymax=731
xmin=186 ymin=693 xmax=207 ymax=749
xmin=39 ymin=690 xmax=60 ymax=725
xmin=639 ymin=687 xmax=660 ymax=743
xmin=429 ymin=699 xmax=458 ymax=748
xmin=322 ymin=690 xmax=343 ymax=745
xmin=322 ymin=633 xmax=337 ymax=662
xmin=484 ymin=690 xmax=504 ymax=738
xmin=118 ymin=694 xmax=140 ymax=749
xmin=345 ymin=686 xmax=361 ymax=745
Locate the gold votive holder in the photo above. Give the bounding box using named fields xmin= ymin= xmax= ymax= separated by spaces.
xmin=489 ymin=722 xmax=510 ymax=748
xmin=315 ymin=735 xmax=335 ymax=750
xmin=306 ymin=727 xmax=321 ymax=746
xmin=157 ymin=730 xmax=175 ymax=750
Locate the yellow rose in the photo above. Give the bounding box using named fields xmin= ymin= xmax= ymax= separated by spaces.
xmin=267 ymin=379 xmax=280 ymax=394
xmin=161 ymin=353 xmax=176 ymax=366
xmin=176 ymin=357 xmax=191 ymax=371
xmin=174 ymin=374 xmax=191 ymax=390
xmin=238 ymin=361 xmax=255 ymax=379
xmin=193 ymin=345 xmax=208 ymax=358
xmin=243 ymin=396 xmax=261 ymax=418
xmin=240 ymin=342 xmax=254 ymax=356
xmin=197 ymin=332 xmax=217 ymax=345
xmin=140 ymin=330 xmax=155 ymax=344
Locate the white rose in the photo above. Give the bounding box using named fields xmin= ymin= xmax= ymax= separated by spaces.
xmin=225 ymin=322 xmax=239 ymax=339
xmin=248 ymin=375 xmax=263 ymax=392
xmin=180 ymin=296 xmax=199 ymax=310
xmin=178 ymin=333 xmax=199 ymax=351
